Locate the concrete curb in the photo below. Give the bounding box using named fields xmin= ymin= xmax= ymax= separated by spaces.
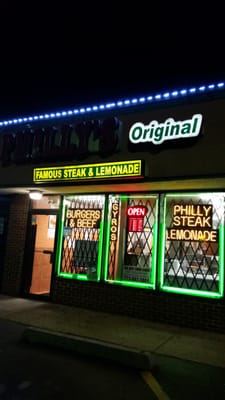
xmin=23 ymin=327 xmax=153 ymax=370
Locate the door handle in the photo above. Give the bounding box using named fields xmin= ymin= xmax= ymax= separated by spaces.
xmin=43 ymin=250 xmax=54 ymax=264
xmin=43 ymin=250 xmax=53 ymax=254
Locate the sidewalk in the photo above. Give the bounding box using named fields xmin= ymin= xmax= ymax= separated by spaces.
xmin=0 ymin=294 xmax=224 ymax=369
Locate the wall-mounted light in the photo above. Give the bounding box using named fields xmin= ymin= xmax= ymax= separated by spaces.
xmin=29 ymin=190 xmax=43 ymax=200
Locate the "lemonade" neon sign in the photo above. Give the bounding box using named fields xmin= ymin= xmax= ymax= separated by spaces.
xmin=166 ymin=203 xmax=218 ymax=242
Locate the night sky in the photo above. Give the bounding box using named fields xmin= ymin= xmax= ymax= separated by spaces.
xmin=0 ymin=3 xmax=224 ymax=120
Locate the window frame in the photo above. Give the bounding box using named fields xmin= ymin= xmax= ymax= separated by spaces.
xmin=158 ymin=192 xmax=225 ymax=298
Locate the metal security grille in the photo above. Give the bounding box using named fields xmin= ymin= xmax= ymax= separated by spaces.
xmin=61 ymin=195 xmax=105 ymax=276
xmin=163 ymin=194 xmax=224 ymax=292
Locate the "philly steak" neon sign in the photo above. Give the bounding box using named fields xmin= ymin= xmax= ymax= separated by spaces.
xmin=129 ymin=114 xmax=203 ymax=145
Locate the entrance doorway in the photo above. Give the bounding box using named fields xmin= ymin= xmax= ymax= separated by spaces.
xmin=25 ymin=212 xmax=58 ymax=297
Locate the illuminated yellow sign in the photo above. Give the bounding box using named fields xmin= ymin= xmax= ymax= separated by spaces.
xmin=110 ymin=202 xmax=119 ymax=241
xmin=67 ymin=208 xmax=101 ymax=229
xmin=33 ymin=160 xmax=143 ymax=182
xmin=166 ymin=204 xmax=218 ymax=242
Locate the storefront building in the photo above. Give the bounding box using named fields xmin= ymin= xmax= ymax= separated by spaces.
xmin=0 ymin=81 xmax=225 ymax=333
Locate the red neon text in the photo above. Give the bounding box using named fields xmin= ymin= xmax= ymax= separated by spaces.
xmin=127 ymin=206 xmax=147 ymax=217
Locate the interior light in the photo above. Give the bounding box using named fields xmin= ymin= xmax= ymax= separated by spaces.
xmin=29 ymin=191 xmax=43 ymax=200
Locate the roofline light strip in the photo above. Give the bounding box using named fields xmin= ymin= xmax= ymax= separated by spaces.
xmin=0 ymin=81 xmax=224 ymax=128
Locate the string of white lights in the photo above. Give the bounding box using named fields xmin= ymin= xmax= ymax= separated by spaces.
xmin=0 ymin=81 xmax=224 ymax=128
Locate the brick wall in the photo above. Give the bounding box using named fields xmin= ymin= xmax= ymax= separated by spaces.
xmin=52 ymin=277 xmax=225 ymax=333
xmin=2 ymin=194 xmax=30 ymax=295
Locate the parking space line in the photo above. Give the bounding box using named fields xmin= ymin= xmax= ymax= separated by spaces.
xmin=140 ymin=371 xmax=171 ymax=400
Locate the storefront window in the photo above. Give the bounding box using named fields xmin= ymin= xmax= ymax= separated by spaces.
xmin=104 ymin=194 xmax=159 ymax=288
xmin=56 ymin=194 xmax=105 ymax=281
xmin=54 ymin=191 xmax=224 ymax=298
xmin=159 ymin=193 xmax=225 ymax=298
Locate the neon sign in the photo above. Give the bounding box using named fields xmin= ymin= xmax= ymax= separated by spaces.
xmin=33 ymin=160 xmax=143 ymax=182
xmin=127 ymin=206 xmax=148 ymax=217
xmin=66 ymin=208 xmax=101 ymax=229
xmin=110 ymin=202 xmax=119 ymax=241
xmin=166 ymin=204 xmax=218 ymax=242
xmin=129 ymin=114 xmax=203 ymax=145
xmin=127 ymin=205 xmax=148 ymax=232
